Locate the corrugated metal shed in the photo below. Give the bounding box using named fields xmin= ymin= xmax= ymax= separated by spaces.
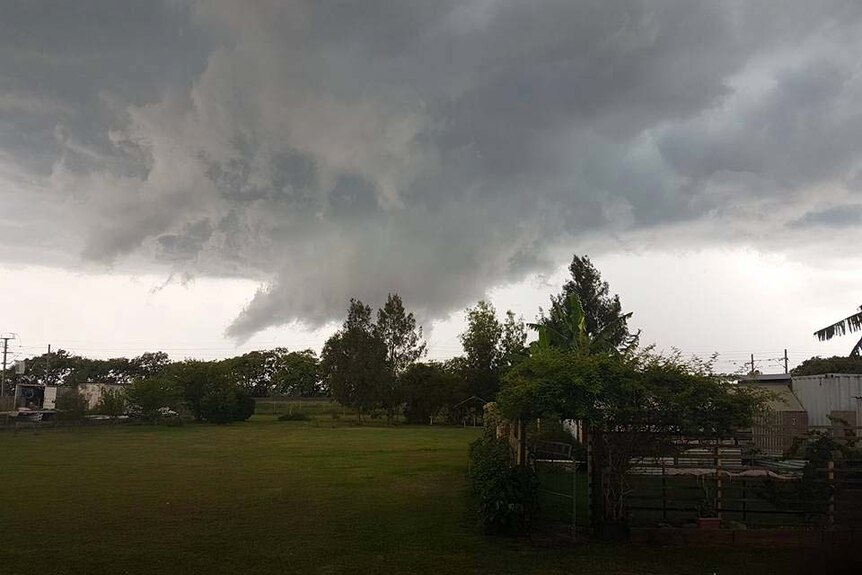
xmin=791 ymin=373 xmax=862 ymax=427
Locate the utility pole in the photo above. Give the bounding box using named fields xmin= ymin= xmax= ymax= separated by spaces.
xmin=750 ymin=353 xmax=755 ymax=376
xmin=46 ymin=344 xmax=52 ymax=387
xmin=1 ymin=334 xmax=16 ymax=399
xmin=783 ymin=349 xmax=789 ymax=374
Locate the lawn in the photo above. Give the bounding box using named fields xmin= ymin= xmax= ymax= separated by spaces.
xmin=0 ymin=418 xmax=803 ymax=574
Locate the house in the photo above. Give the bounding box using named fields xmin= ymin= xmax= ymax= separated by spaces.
xmin=738 ymin=373 xmax=808 ymax=456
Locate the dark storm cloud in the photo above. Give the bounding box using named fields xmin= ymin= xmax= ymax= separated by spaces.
xmin=2 ymin=1 xmax=862 ymax=339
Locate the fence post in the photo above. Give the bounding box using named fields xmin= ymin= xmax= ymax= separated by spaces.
xmin=585 ymin=422 xmax=594 ymax=530
xmin=715 ymin=443 xmax=723 ymax=520
xmin=827 ymin=459 xmax=835 ymax=527
xmin=661 ymin=463 xmax=667 ymax=521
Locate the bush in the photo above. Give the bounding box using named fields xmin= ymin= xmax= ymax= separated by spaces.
xmin=125 ymin=377 xmax=181 ymax=422
xmin=279 ymin=412 xmax=311 ymax=421
xmin=199 ymin=384 xmax=238 ymax=424
xmin=94 ymin=388 xmax=126 ymax=417
xmin=199 ymin=384 xmax=256 ymax=424
xmin=233 ymin=389 xmax=256 ymax=421
xmin=468 ymin=436 xmax=538 ymax=535
xmin=55 ymin=387 xmax=87 ymax=421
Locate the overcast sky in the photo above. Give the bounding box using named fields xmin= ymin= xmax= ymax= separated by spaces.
xmin=1 ymin=1 xmax=861 ymax=373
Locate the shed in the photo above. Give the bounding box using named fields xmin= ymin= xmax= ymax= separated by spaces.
xmin=738 ymin=374 xmax=808 ymax=456
xmin=791 ymin=373 xmax=862 ymax=428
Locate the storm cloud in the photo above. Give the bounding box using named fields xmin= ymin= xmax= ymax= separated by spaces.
xmin=2 ymin=1 xmax=862 ymax=339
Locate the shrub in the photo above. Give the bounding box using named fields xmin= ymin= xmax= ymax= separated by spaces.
xmin=125 ymin=377 xmax=181 ymax=422
xmin=468 ymin=436 xmax=538 ymax=535
xmin=199 ymin=384 xmax=256 ymax=424
xmin=55 ymin=387 xmax=87 ymax=421
xmin=233 ymin=389 xmax=256 ymax=421
xmin=279 ymin=412 xmax=311 ymax=421
xmin=199 ymin=384 xmax=238 ymax=424
xmin=94 ymin=388 xmax=126 ymax=417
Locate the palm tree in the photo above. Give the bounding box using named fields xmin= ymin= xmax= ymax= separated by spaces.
xmin=814 ymin=305 xmax=862 ymax=357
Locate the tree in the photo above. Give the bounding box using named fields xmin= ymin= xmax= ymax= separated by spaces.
xmin=814 ymin=305 xmax=862 ymax=357
xmin=94 ymin=388 xmax=126 ymax=417
xmin=129 ymin=351 xmax=171 ymax=379
xmin=460 ymin=301 xmax=504 ymax=401
xmin=499 ymin=351 xmax=765 ymax=526
xmin=320 ymin=299 xmax=391 ymax=419
xmin=539 ymin=255 xmax=638 ymax=354
xmin=791 ymin=355 xmax=862 ymax=376
xmin=199 ymin=382 xmax=255 ymax=424
xmin=401 ymin=362 xmax=461 ymax=424
xmin=221 ymin=350 xmax=274 ymax=396
xmin=272 ymin=349 xmax=322 ymax=397
xmin=125 ymin=377 xmax=181 ymax=421
xmin=499 ymin=311 xmax=528 ymax=371
xmin=169 ymin=360 xmax=227 ymax=421
xmin=375 ymin=293 xmax=426 ymax=377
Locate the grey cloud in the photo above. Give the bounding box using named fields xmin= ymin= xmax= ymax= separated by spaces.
xmin=791 ymin=205 xmax=862 ymax=229
xmin=2 ymin=1 xmax=862 ymax=340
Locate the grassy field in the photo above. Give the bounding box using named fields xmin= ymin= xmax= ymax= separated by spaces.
xmin=0 ymin=417 xmax=805 ymax=574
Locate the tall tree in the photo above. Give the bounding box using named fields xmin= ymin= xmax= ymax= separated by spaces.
xmin=538 ymin=255 xmax=638 ymax=354
xmin=272 ymin=349 xmax=322 ymax=397
xmin=499 ymin=311 xmax=528 ymax=370
xmin=375 ymin=293 xmax=426 ymax=377
xmin=320 ymin=299 xmax=390 ymax=419
xmin=460 ymin=300 xmax=503 ymax=401
xmin=814 ymin=305 xmax=862 ymax=357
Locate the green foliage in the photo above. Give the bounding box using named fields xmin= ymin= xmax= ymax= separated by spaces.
xmin=813 ymin=305 xmax=862 ymax=357
xmin=400 ymin=362 xmax=463 ymax=424
xmin=456 ymin=301 xmax=540 ymax=402
xmin=535 ymin=255 xmax=638 ymax=355
xmin=198 ymin=383 xmax=256 ymax=424
xmin=278 ymin=412 xmax=312 ymax=421
xmin=233 ymin=388 xmax=256 ymax=421
xmin=125 ymin=377 xmax=182 ymax=422
xmin=499 ymin=350 xmax=766 ymax=523
xmin=94 ymin=388 xmax=126 ymax=417
xmin=200 ymin=383 xmax=238 ymax=424
xmin=169 ymin=360 xmax=228 ymax=421
xmin=321 ymin=299 xmax=392 ymax=418
xmin=468 ymin=436 xmax=539 ymax=534
xmin=375 ymin=293 xmax=426 ymax=377
xmin=460 ymin=300 xmax=504 ymax=400
xmin=55 ymin=387 xmax=88 ymax=421
xmin=272 ymin=349 xmax=322 ymax=397
xmin=791 ymin=355 xmax=862 ymax=375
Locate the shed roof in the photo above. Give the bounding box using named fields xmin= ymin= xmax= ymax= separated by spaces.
xmin=739 ymin=381 xmax=806 ymax=412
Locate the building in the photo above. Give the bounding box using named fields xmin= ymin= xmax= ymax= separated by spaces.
xmin=738 ymin=373 xmax=808 ymax=456
xmin=791 ymin=373 xmax=862 ymax=428
xmin=76 ymin=382 xmax=125 ymax=411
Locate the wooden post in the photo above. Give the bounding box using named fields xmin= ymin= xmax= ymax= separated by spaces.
xmin=828 ymin=459 xmax=835 ymax=527
xmin=661 ymin=463 xmax=667 ymax=521
xmin=516 ymin=418 xmax=527 ymax=465
xmin=715 ymin=443 xmax=723 ymax=520
xmin=585 ymin=421 xmax=594 ymax=530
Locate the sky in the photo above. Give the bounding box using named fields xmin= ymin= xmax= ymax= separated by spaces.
xmin=1 ymin=1 xmax=861 ymax=373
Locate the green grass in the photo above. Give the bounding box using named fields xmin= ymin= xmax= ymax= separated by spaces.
xmin=0 ymin=419 xmax=800 ymax=574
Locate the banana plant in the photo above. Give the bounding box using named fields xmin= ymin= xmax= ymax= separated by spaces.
xmin=528 ymin=293 xmax=630 ymax=356
xmin=814 ymin=305 xmax=862 ymax=357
